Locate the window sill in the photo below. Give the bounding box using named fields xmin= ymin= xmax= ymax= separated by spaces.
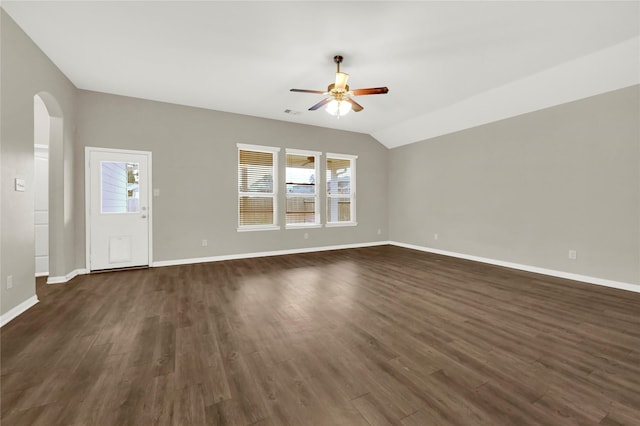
xmin=285 ymin=223 xmax=323 ymax=230
xmin=237 ymin=225 xmax=281 ymax=232
xmin=325 ymin=222 xmax=358 ymax=228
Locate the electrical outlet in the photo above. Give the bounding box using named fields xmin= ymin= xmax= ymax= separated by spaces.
xmin=434 ymin=233 xmax=439 ymax=240
xmin=568 ymin=250 xmax=577 ymax=260
xmin=153 ymin=188 xmax=160 ymax=197
xmin=377 ymin=228 xmax=382 ymax=235
xmin=6 ymin=275 xmax=13 ymax=289
xmin=304 ymin=233 xmax=309 ymax=240
xmin=201 ymin=239 xmax=208 ymax=247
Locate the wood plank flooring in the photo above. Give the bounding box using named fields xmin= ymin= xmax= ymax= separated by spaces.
xmin=2 ymin=245 xmax=639 ymax=425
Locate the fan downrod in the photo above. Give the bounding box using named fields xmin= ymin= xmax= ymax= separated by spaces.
xmin=333 ymin=55 xmax=343 ymax=73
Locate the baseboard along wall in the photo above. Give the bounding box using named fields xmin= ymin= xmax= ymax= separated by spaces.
xmin=151 ymin=241 xmax=389 ymax=267
xmin=47 ymin=268 xmax=89 ymax=285
xmin=0 ymin=295 xmax=39 ymax=327
xmin=6 ymin=239 xmax=636 ymax=327
xmin=389 ymin=241 xmax=639 ymax=294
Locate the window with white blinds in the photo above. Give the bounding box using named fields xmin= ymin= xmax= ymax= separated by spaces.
xmin=326 ymin=153 xmax=357 ymax=226
xmin=237 ymin=144 xmax=280 ymax=231
xmin=285 ymin=149 xmax=320 ymax=227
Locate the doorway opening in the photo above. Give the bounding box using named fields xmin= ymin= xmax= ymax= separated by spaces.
xmin=34 ymin=92 xmax=64 ymax=283
xmin=33 ymin=94 xmax=62 ymax=278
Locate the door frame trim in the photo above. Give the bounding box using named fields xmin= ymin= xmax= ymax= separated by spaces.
xmin=85 ymin=147 xmax=153 ymax=271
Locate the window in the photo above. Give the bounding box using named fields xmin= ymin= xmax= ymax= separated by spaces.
xmin=326 ymin=153 xmax=357 ymax=226
xmin=237 ymin=144 xmax=280 ymax=231
xmin=285 ymin=149 xmax=321 ymax=228
xmin=101 ymin=161 xmax=139 ymax=213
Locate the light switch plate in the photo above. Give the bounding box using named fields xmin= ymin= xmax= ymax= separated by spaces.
xmin=14 ymin=178 xmax=26 ymax=192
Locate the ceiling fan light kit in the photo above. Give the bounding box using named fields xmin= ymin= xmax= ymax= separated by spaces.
xmin=326 ymin=99 xmax=352 ymax=117
xmin=290 ymin=55 xmax=389 ymax=119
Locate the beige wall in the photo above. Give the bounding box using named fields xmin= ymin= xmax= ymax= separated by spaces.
xmin=75 ymin=90 xmax=389 ymax=263
xmin=1 ymin=10 xmax=78 ymax=315
xmin=389 ymin=85 xmax=640 ymax=286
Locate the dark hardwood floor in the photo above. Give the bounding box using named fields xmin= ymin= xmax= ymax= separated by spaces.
xmin=2 ymin=245 xmax=639 ymax=425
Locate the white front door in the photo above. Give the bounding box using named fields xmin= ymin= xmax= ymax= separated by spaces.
xmin=87 ymin=148 xmax=151 ymax=271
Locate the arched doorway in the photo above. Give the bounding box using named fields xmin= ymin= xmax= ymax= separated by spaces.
xmin=33 ymin=92 xmax=63 ymax=281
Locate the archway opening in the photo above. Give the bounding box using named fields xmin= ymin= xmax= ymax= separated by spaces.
xmin=33 ymin=92 xmax=63 ymax=281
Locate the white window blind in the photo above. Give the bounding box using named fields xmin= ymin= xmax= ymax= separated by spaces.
xmin=285 ymin=150 xmax=320 ymax=227
xmin=326 ymin=153 xmax=357 ymax=225
xmin=237 ymin=144 xmax=280 ymax=230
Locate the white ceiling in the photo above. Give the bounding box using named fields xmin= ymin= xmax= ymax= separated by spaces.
xmin=3 ymin=1 xmax=639 ymax=148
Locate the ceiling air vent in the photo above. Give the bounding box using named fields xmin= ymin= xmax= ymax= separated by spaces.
xmin=284 ymin=109 xmax=301 ymax=115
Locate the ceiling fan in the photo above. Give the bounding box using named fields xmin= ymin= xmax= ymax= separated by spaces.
xmin=290 ymin=55 xmax=389 ymax=118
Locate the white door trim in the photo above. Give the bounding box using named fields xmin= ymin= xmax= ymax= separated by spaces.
xmin=85 ymin=147 xmax=153 ymax=271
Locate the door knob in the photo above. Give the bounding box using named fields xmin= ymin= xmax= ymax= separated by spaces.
xmin=141 ymin=215 xmax=147 ymax=219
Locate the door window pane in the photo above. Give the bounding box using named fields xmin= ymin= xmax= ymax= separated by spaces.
xmin=101 ymin=161 xmax=139 ymax=213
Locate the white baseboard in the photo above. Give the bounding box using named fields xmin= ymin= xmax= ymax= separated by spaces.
xmin=3 ymin=242 xmax=632 ymax=328
xmin=39 ymin=242 xmax=638 ymax=294
xmin=390 ymin=241 xmax=640 ymax=294
xmin=47 ymin=268 xmax=88 ymax=284
xmin=1 ymin=295 xmax=39 ymax=327
xmin=152 ymin=241 xmax=390 ymax=268
xmin=35 ymin=272 xmax=49 ymax=278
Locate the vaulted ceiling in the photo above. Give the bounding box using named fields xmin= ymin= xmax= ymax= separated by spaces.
xmin=3 ymin=1 xmax=639 ymax=148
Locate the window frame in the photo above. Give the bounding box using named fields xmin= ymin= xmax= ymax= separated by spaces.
xmin=325 ymin=153 xmax=357 ymax=227
xmin=285 ymin=148 xmax=322 ymax=229
xmin=237 ymin=143 xmax=281 ymax=232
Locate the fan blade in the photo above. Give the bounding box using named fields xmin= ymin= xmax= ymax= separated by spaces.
xmin=335 ymin=72 xmax=349 ymax=90
xmin=290 ymin=89 xmax=327 ymax=94
xmin=351 ymin=87 xmax=389 ymax=96
xmin=345 ymin=97 xmax=364 ymax=112
xmin=308 ymin=97 xmax=333 ymax=111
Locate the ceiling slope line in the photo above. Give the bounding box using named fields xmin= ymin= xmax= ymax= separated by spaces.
xmin=373 ymin=36 xmax=640 ymax=149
